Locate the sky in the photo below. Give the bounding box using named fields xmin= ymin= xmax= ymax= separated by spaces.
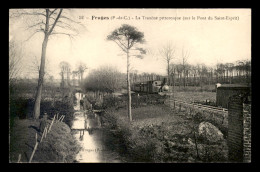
xmin=9 ymin=8 xmax=251 ymax=79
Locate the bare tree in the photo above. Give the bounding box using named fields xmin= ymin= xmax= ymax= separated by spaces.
xmin=244 ymin=60 xmax=251 ymax=85
xmin=59 ymin=61 xmax=71 ymax=102
xmin=181 ymin=48 xmax=190 ymax=87
xmin=59 ymin=61 xmax=71 ymax=88
xmin=76 ymin=62 xmax=88 ymax=85
xmin=227 ymin=63 xmax=234 ymax=84
xmin=175 ymin=63 xmax=183 ymax=88
xmin=28 ymin=55 xmax=51 ymax=79
xmin=201 ymin=64 xmax=208 ymax=86
xmin=169 ymin=63 xmax=175 ymax=86
xmin=72 ymin=71 xmax=79 ymax=86
xmin=191 ymin=65 xmax=198 ymax=86
xmin=196 ymin=64 xmax=203 ymax=88
xmin=107 ymin=24 xmax=145 ymax=122
xmin=207 ymin=66 xmax=214 ymax=85
xmin=159 ymin=42 xmax=175 ymax=85
xmin=10 ymin=9 xmax=84 ymax=119
xmin=9 ymin=39 xmax=23 ymax=86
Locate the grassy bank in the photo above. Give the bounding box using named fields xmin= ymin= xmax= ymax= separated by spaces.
xmin=9 ymin=85 xmax=79 ymax=163
xmin=9 ymin=118 xmax=81 ymax=163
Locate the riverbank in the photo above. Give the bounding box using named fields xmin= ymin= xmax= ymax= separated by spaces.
xmin=9 ymin=118 xmax=81 ymax=163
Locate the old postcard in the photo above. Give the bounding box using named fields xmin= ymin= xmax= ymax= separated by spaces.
xmin=9 ymin=8 xmax=251 ymax=163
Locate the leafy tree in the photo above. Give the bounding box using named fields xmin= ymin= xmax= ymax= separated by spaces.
xmin=107 ymin=24 xmax=145 ymax=121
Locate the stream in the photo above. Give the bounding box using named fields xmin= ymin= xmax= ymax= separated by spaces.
xmin=71 ymin=92 xmax=122 ymax=163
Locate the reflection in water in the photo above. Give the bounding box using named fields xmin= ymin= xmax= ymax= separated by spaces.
xmin=73 ymin=93 xmax=81 ymax=111
xmin=72 ymin=93 xmax=121 ymax=163
xmin=75 ymin=130 xmax=100 ymax=162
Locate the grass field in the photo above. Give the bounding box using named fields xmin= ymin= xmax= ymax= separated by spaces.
xmin=111 ymin=104 xmax=188 ymax=128
xmin=170 ymin=85 xmax=216 ymax=92
xmin=172 ymin=91 xmax=216 ymax=103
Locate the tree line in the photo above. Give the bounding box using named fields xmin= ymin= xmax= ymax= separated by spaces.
xmin=167 ymin=60 xmax=251 ymax=87
xmin=126 ymin=60 xmax=251 ymax=87
xmin=83 ymin=58 xmax=251 ymax=95
xmin=155 ymin=42 xmax=251 ymax=88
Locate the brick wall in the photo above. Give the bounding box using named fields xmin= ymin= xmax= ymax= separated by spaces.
xmin=228 ymin=95 xmax=251 ymax=162
xmin=243 ymin=103 xmax=251 ymax=162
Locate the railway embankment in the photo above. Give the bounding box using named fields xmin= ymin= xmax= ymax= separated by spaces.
xmin=164 ymin=98 xmax=228 ymax=138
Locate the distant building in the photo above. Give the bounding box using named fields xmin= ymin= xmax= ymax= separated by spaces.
xmin=216 ymin=84 xmax=251 ymax=108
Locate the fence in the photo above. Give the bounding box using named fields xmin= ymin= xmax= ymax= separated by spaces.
xmin=165 ymin=99 xmax=228 ymax=126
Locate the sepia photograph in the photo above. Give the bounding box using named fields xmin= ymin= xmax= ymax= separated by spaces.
xmin=9 ymin=8 xmax=251 ymax=163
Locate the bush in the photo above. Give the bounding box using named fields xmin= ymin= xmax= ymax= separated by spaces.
xmin=102 ymin=111 xmax=197 ymax=162
xmin=139 ymin=125 xmax=195 ymax=162
xmin=102 ymin=112 xmax=164 ymax=162
xmin=9 ymin=97 xmax=34 ymax=119
xmin=9 ymin=96 xmax=75 ymax=127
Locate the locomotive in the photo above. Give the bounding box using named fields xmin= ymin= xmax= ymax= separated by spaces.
xmin=131 ymin=78 xmax=169 ymax=94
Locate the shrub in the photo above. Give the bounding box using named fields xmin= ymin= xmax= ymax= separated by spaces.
xmin=9 ymin=97 xmax=34 ymax=119
xmin=102 ymin=112 xmax=164 ymax=162
xmin=52 ymin=100 xmax=75 ymax=127
xmin=9 ymin=96 xmax=75 ymax=127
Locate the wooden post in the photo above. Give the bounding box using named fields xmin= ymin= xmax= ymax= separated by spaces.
xmin=40 ymin=127 xmax=47 ymax=143
xmin=56 ymin=113 xmax=59 ymax=123
xmin=193 ymin=131 xmax=200 ymax=160
xmin=58 ymin=114 xmax=63 ymax=121
xmin=44 ymin=127 xmax=47 ymax=138
xmin=60 ymin=115 xmax=65 ymax=122
xmin=29 ymin=133 xmax=39 ymax=163
xmin=17 ymin=154 xmax=21 ymax=163
xmin=45 ymin=125 xmax=49 ymax=138
xmin=48 ymin=115 xmax=56 ymax=133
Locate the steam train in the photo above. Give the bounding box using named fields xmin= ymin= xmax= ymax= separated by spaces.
xmin=131 ymin=78 xmax=169 ymax=94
